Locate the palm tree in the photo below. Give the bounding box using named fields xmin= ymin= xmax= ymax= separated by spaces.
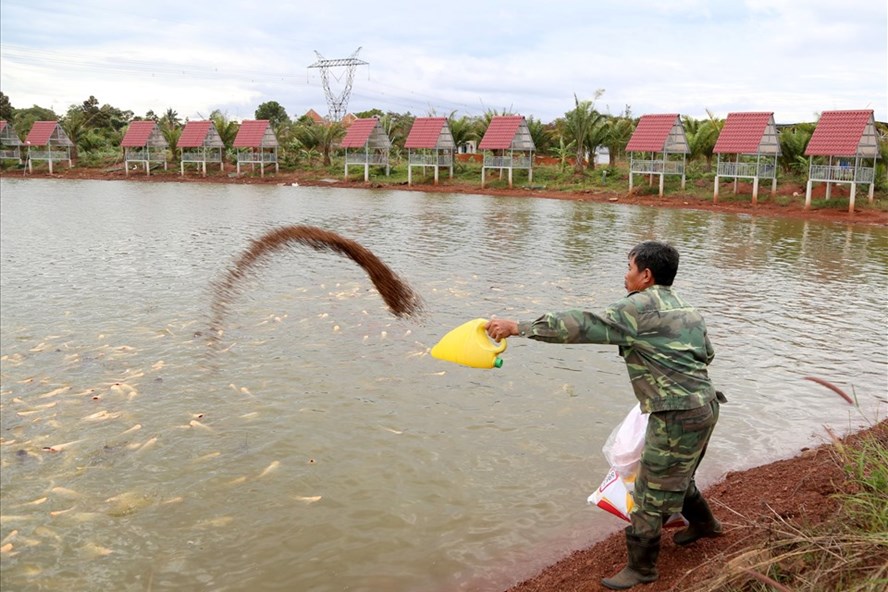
xmin=61 ymin=106 xmax=96 ymax=162
xmin=684 ymin=110 xmax=723 ymax=172
xmin=602 ymin=107 xmax=635 ymax=168
xmin=318 ymin=121 xmax=345 ymax=167
xmin=208 ymin=110 xmax=239 ymax=150
xmin=559 ymin=92 xmax=605 ymax=175
xmin=161 ymin=108 xmax=181 ymax=129
xmin=447 ymin=114 xmax=478 ymax=153
xmin=526 ymin=116 xmax=553 ymax=155
xmin=778 ymin=124 xmax=814 ymax=174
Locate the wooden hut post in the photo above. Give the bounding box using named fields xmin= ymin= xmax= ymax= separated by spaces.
xmin=680 ymin=153 xmax=686 ymax=190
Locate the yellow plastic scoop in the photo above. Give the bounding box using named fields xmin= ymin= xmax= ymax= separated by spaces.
xmin=430 ymin=318 xmax=507 ymax=369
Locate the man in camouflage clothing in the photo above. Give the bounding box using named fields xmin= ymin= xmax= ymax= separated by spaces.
xmin=486 ymin=240 xmax=723 ymax=590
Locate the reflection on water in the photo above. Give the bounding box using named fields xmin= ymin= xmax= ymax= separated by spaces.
xmin=1 ymin=179 xmax=886 ymax=592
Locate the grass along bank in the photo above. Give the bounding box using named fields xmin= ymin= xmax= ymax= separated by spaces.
xmin=691 ymin=421 xmax=888 ymax=592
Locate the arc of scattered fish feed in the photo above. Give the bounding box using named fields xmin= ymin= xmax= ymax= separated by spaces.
xmin=210 ymin=225 xmax=424 ymax=342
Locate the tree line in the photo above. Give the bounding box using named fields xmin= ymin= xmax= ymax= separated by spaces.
xmin=1 ymin=90 xmax=885 ymax=180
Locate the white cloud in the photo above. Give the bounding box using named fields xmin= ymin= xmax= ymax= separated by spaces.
xmin=1 ymin=0 xmax=885 ymax=123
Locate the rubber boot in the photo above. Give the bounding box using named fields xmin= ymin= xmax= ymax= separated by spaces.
xmin=601 ymin=528 xmax=660 ymax=590
xmin=673 ymin=490 xmax=723 ymax=546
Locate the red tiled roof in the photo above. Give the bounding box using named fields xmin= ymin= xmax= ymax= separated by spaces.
xmin=405 ymin=117 xmax=447 ymax=149
xmin=233 ymin=120 xmax=272 ymax=147
xmin=305 ymin=109 xmax=325 ymax=124
xmin=0 ymin=120 xmax=21 ymax=144
xmin=340 ymin=118 xmax=379 ymax=148
xmin=805 ymin=110 xmax=873 ymax=156
xmin=478 ymin=116 xmax=523 ymax=150
xmin=121 ymin=121 xmax=159 ymax=147
xmin=25 ymin=121 xmax=63 ymax=145
xmin=713 ymin=112 xmax=773 ymax=154
xmin=626 ymin=114 xmax=680 ymax=152
xmin=177 ymin=121 xmax=214 ymax=148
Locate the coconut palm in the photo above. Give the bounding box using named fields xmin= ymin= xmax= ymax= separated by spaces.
xmin=447 ymin=114 xmax=478 ymax=153
xmin=778 ymin=124 xmax=814 ymax=174
xmin=208 ymin=110 xmax=239 ymax=150
xmin=684 ymin=110 xmax=723 ymax=172
xmin=526 ymin=116 xmax=553 ymax=155
xmin=559 ymin=92 xmax=605 ymax=175
xmin=602 ymin=108 xmax=635 ymax=168
xmin=161 ymin=108 xmax=181 ymax=129
xmin=314 ymin=121 xmax=345 ymax=167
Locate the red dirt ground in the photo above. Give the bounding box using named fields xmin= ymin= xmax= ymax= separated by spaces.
xmin=3 ymin=166 xmax=886 ymax=227
xmin=504 ymin=420 xmax=887 ymax=592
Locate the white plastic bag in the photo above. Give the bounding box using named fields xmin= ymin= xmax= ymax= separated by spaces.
xmin=602 ymin=403 xmax=648 ymax=476
xmin=588 ymin=405 xmax=685 ymax=527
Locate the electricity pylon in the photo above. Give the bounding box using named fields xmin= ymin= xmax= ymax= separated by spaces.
xmin=308 ymin=47 xmax=368 ymax=122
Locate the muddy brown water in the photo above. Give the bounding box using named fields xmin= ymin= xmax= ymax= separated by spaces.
xmin=1 ymin=179 xmax=885 ymax=592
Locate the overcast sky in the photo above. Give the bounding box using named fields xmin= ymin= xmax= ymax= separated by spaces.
xmin=1 ymin=0 xmax=885 ymax=124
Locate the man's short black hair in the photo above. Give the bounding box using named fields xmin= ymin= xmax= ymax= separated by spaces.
xmin=629 ymin=241 xmax=679 ymax=286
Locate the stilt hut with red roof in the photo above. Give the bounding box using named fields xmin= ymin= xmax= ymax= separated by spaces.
xmin=341 ymin=118 xmax=391 ymax=181
xmin=479 ymin=115 xmax=535 ymax=188
xmin=25 ymin=121 xmax=73 ymax=174
xmin=804 ymin=110 xmax=879 ymax=212
xmin=234 ymin=120 xmax=279 ymax=177
xmin=177 ymin=121 xmax=225 ymax=177
xmin=121 ymin=120 xmax=169 ymax=176
xmin=626 ymin=114 xmax=689 ymax=196
xmin=405 ymin=117 xmax=455 ymax=186
xmin=713 ymin=112 xmax=780 ymax=204
xmin=0 ymin=120 xmax=23 ymax=164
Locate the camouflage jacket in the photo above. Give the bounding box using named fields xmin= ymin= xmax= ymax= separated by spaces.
xmin=516 ymin=285 xmax=716 ymax=413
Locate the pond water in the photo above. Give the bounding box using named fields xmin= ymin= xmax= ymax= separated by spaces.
xmin=1 ymin=178 xmax=886 ymax=592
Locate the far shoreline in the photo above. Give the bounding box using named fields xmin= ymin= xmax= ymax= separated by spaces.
xmin=3 ymin=166 xmax=887 ymax=228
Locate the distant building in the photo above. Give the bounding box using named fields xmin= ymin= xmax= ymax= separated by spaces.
xmin=121 ymin=120 xmax=169 ymax=176
xmin=0 ymin=120 xmax=23 ymax=163
xmin=340 ymin=118 xmax=391 ymax=181
xmin=25 ymin=121 xmax=73 ymax=174
xmin=804 ymin=110 xmax=879 ymax=212
xmin=404 ymin=117 xmax=455 ymax=186
xmin=233 ymin=120 xmax=280 ymax=177
xmin=713 ymin=112 xmax=781 ymax=204
xmin=177 ymin=121 xmax=225 ymax=177
xmin=478 ymin=115 xmax=535 ymax=188
xmin=626 ymin=114 xmax=689 ymax=196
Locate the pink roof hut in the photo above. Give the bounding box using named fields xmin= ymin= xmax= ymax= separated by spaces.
xmin=404 ymin=117 xmax=455 ymax=186
xmin=25 ymin=121 xmax=73 ymax=174
xmin=0 ymin=120 xmax=23 ymax=163
xmin=121 ymin=120 xmax=169 ymax=176
xmin=712 ymin=112 xmax=781 ymax=204
xmin=804 ymin=110 xmax=879 ymax=212
xmin=478 ymin=115 xmax=535 ymax=188
xmin=233 ymin=120 xmax=279 ymax=177
xmin=626 ymin=114 xmax=689 ymax=196
xmin=176 ymin=121 xmax=225 ymax=177
xmin=340 ymin=118 xmax=391 ymax=181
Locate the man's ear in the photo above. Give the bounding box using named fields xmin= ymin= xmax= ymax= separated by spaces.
xmin=641 ymin=267 xmax=655 ymax=286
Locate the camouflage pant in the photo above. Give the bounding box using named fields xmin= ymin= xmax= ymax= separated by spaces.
xmin=630 ymin=398 xmax=720 ymax=537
